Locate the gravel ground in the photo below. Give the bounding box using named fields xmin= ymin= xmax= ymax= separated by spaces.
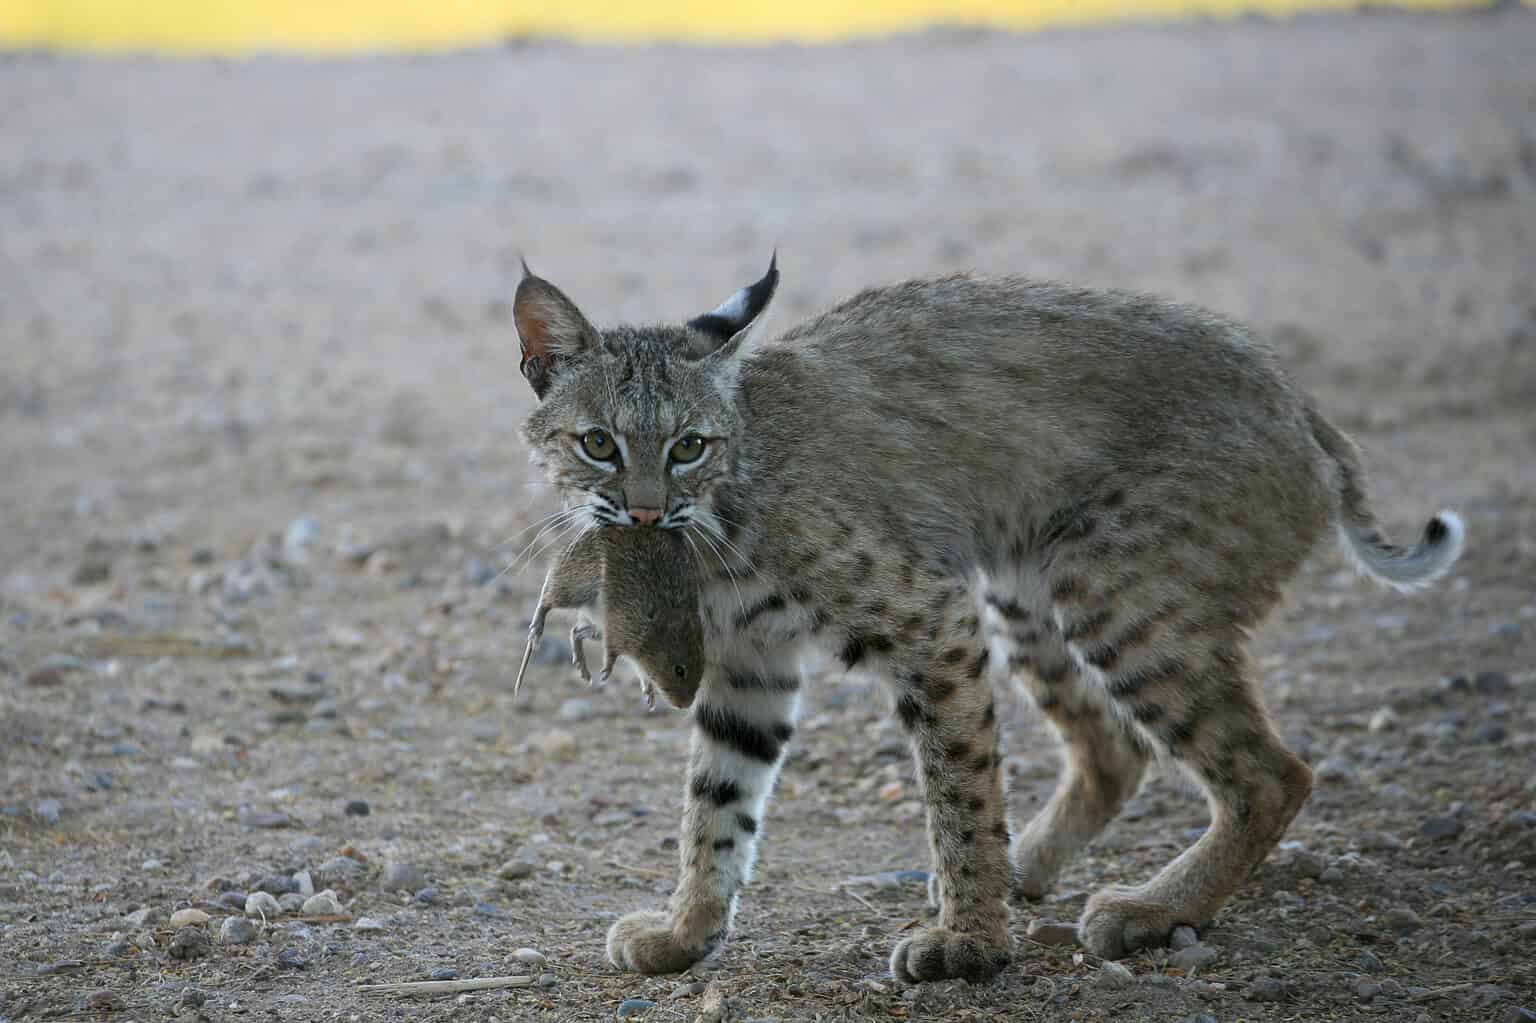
xmin=3 ymin=9 xmax=1536 ymax=1022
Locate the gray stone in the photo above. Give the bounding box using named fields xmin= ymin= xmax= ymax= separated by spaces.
xmin=214 ymin=890 xmax=248 ymax=911
xmin=1170 ymin=944 xmax=1219 ymax=971
xmin=72 ymin=558 xmax=112 ymax=585
xmin=1355 ymin=978 xmax=1383 ymax=1000
xmin=1420 ymin=817 xmax=1463 ymax=841
xmin=1170 ymin=925 xmax=1200 ymax=950
xmin=1474 ymin=671 xmax=1513 ymax=694
xmin=1368 ymin=707 xmax=1400 ymax=733
xmin=294 ymin=869 xmax=315 ymax=895
xmin=1502 ymin=1008 xmax=1536 ymax=1023
xmin=1384 ymin=906 xmax=1423 ymax=933
xmin=255 ymin=873 xmax=298 ymax=895
xmin=276 ymin=947 xmax=308 ymax=969
xmin=35 ymin=799 xmax=62 ymax=825
xmin=344 ymin=799 xmax=370 ymax=816
xmin=1314 ymin=757 xmax=1358 ymax=784
xmin=316 ymin=856 xmax=363 ymax=885
xmin=499 ymin=859 xmax=536 ymax=881
xmin=1182 ymin=1016 xmax=1218 ymax=1023
xmin=1025 ymin=917 xmax=1079 ymax=947
xmin=559 ymin=697 xmax=596 ymax=721
xmin=169 ymin=908 xmax=210 ymax=928
xmin=353 ymin=916 xmax=385 ymax=932
xmin=1358 ymin=950 xmax=1384 ymax=972
xmin=301 ymin=891 xmax=344 ymax=916
xmin=538 ymin=973 xmax=559 ymax=988
xmin=246 ymin=891 xmax=281 ymax=919
xmin=83 ymin=990 xmax=124 ymax=1012
xmin=278 ymin=892 xmax=307 ymax=913
xmin=616 ymin=999 xmax=657 ymax=1019
xmin=413 ymin=886 xmax=439 ymax=905
xmin=430 ymin=967 xmax=458 ymax=981
xmin=237 ymin=809 xmax=292 ymax=830
xmin=381 ymin=862 xmax=426 ymax=891
xmin=1247 ymin=977 xmax=1287 ymax=1002
xmin=124 ymin=907 xmax=158 ymax=928
xmin=1097 ymin=961 xmax=1135 ymax=987
xmin=220 ymin=917 xmax=258 ymax=945
xmin=168 ymin=927 xmax=211 ymax=961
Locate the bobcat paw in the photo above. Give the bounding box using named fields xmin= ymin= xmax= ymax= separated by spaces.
xmin=890 ymin=926 xmax=1010 ymax=985
xmin=606 ymin=911 xmax=714 ymax=974
xmin=1078 ymin=885 xmax=1186 ymax=959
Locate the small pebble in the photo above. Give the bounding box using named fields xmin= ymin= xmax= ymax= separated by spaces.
xmin=301 ymin=891 xmax=344 ymax=916
xmin=353 ymin=916 xmax=385 ymax=932
xmin=499 ymin=859 xmax=536 ymax=881
xmin=1503 ymin=1008 xmax=1536 ymax=1023
xmin=278 ymin=892 xmax=308 ymax=913
xmin=24 ymin=666 xmax=66 ymax=687
xmin=344 ymin=799 xmax=371 ymax=816
xmin=616 ymin=998 xmax=657 ymax=1019
xmin=169 ymin=908 xmax=210 ymax=928
xmin=1170 ymin=925 xmax=1200 ymax=950
xmin=214 ymin=890 xmax=248 ymax=911
xmin=528 ymin=729 xmax=579 ymax=759
xmin=72 ymin=557 xmax=112 ymax=585
xmin=246 ymin=891 xmax=281 ymax=919
xmin=124 ymin=907 xmax=158 ymax=927
xmin=294 ymin=869 xmax=315 ymax=895
xmin=413 ymin=886 xmax=439 ymax=905
xmin=1368 ymin=708 xmax=1399 ymax=733
xmin=538 ymin=972 xmax=559 ymax=988
xmin=1247 ymin=977 xmax=1287 ymax=1002
xmin=1025 ymin=917 xmax=1079 ymax=947
xmin=178 ymin=988 xmax=207 ymax=1009
xmin=255 ymin=873 xmax=298 ymax=895
xmin=1355 ymin=977 xmax=1383 ymax=1001
xmin=1182 ymin=1016 xmax=1218 ymax=1023
xmin=1097 ymin=961 xmax=1134 ymax=987
xmin=316 ymin=856 xmax=363 ymax=884
xmin=83 ymin=990 xmax=124 ymax=1012
xmin=1314 ymin=757 xmax=1357 ymax=784
xmin=1420 ymin=817 xmax=1463 ymax=842
xmin=430 ymin=967 xmax=459 ymax=981
xmin=1171 ymin=944 xmax=1219 ymax=971
xmin=276 ymin=947 xmax=309 ymax=970
xmin=381 ymin=862 xmax=426 ymax=891
xmin=1319 ymin=866 xmax=1345 ymax=884
xmin=1474 ymin=671 xmax=1512 ymax=694
xmin=169 ymin=928 xmax=211 ymax=960
xmin=671 ymin=981 xmax=708 ymax=999
xmin=1384 ymin=906 xmax=1422 ymax=933
xmin=237 ymin=809 xmax=293 ymax=830
xmin=514 ymin=947 xmax=546 ymax=966
xmin=559 ymin=697 xmax=596 ymax=721
xmin=1359 ymin=950 xmax=1385 ymax=972
xmin=220 ymin=916 xmax=258 ymax=945
xmin=141 ymin=857 xmax=163 ymax=871
xmin=35 ymin=798 xmax=62 ymax=825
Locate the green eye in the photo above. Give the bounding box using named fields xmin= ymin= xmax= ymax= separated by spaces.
xmin=669 ymin=435 xmax=707 ymax=464
xmin=581 ymin=429 xmax=618 ymax=462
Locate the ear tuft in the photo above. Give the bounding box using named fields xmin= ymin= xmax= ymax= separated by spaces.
xmin=688 ymin=252 xmax=779 ymax=349
xmin=514 ymin=268 xmax=598 ymax=399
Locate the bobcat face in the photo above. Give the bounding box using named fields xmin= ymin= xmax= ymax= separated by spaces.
xmin=515 ymin=258 xmax=777 ymax=533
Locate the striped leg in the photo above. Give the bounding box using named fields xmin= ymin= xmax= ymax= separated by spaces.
xmin=607 ymin=665 xmax=800 ymax=974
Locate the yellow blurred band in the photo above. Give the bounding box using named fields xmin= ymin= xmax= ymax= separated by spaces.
xmin=0 ymin=0 xmax=1508 ymax=54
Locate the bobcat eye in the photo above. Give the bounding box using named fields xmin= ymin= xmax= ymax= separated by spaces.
xmin=669 ymin=435 xmax=707 ymax=464
xmin=580 ymin=429 xmax=618 ymax=462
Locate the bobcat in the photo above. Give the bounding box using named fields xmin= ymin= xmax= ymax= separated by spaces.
xmin=513 ymin=257 xmax=1463 ymax=984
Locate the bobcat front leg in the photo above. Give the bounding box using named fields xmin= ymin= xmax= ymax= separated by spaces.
xmin=607 ymin=664 xmax=801 ymax=973
xmin=889 ymin=645 xmax=1012 ymax=984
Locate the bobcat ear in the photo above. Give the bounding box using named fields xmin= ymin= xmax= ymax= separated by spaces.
xmin=689 ymin=253 xmax=779 ymax=357
xmin=514 ymin=262 xmax=600 ymax=399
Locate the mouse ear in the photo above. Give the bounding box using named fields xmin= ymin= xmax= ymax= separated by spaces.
xmin=514 ymin=262 xmax=600 ymax=399
xmin=688 ymin=252 xmax=779 ymax=358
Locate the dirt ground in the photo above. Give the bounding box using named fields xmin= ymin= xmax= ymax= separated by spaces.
xmin=3 ymin=9 xmax=1536 ymax=1022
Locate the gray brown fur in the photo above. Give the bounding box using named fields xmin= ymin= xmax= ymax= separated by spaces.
xmin=513 ymin=262 xmax=1464 ymax=984
xmin=524 ymin=526 xmax=705 ymax=710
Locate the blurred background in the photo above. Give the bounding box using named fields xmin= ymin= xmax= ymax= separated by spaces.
xmin=2 ymin=2 xmax=1534 ymax=1020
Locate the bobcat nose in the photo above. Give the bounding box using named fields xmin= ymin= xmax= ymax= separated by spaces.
xmin=629 ymin=507 xmax=663 ymax=526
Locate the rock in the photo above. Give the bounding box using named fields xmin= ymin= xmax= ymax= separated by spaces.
xmin=430 ymin=967 xmax=459 ymax=981
xmin=1502 ymin=1008 xmax=1536 ymax=1023
xmin=35 ymin=798 xmax=62 ymax=825
xmin=1171 ymin=944 xmax=1219 ymax=971
xmin=238 ymin=809 xmax=293 ymax=829
xmin=1355 ymin=977 xmax=1383 ymax=1000
xmin=528 ymin=729 xmax=579 ymax=760
xmin=499 ymin=859 xmax=536 ymax=881
xmin=316 ymin=856 xmax=364 ymax=885
xmin=1290 ymin=850 xmax=1326 ymax=878
xmin=169 ymin=908 xmax=210 ymax=928
xmin=616 ymin=999 xmax=657 ymax=1019
xmin=1420 ymin=817 xmax=1463 ymax=842
xmin=294 ymin=869 xmax=315 ymax=895
xmin=1368 ymin=708 xmax=1400 ymax=733
xmin=842 ymin=870 xmax=930 ymax=890
xmin=1384 ymin=906 xmax=1423 ymax=933
xmin=169 ymin=927 xmax=211 ymax=960
xmin=1474 ymin=723 xmax=1508 ymax=744
xmin=245 ymin=891 xmax=281 ymax=919
xmin=220 ymin=917 xmax=258 ymax=945
xmin=1474 ymin=671 xmax=1513 ymax=694
xmin=559 ymin=697 xmax=596 ymax=721
xmin=278 ymin=892 xmax=308 ymax=913
xmin=302 ymin=890 xmax=345 ymax=916
xmin=353 ymin=916 xmax=385 ymax=932
xmin=344 ymin=799 xmax=371 ymax=816
xmin=513 ymin=947 xmax=546 ymax=966
xmin=1247 ymin=977 xmax=1287 ymax=1002
xmin=538 ymin=973 xmax=559 ymax=988
xmin=124 ymin=907 xmax=158 ymax=928
xmin=276 ymin=947 xmax=308 ymax=970
xmin=83 ymin=990 xmax=124 ymax=1012
xmin=1359 ymin=950 xmax=1385 ymax=972
xmin=254 ymin=874 xmax=297 ymax=895
xmin=671 ymin=981 xmax=709 ymax=999
xmin=283 ymin=515 xmax=320 ymax=561
xmin=413 ymin=887 xmax=438 ymax=905
xmin=1025 ymin=917 xmax=1079 ymax=947
xmin=1319 ymin=865 xmax=1345 ymax=884
xmin=1170 ymin=925 xmax=1200 ymax=950
xmin=381 ymin=862 xmax=426 ymax=891
xmin=72 ymin=557 xmax=112 ymax=585
xmin=1182 ymin=1016 xmax=1218 ymax=1023
xmin=24 ymin=666 xmax=66 ymax=687
xmin=177 ymin=988 xmax=207 ymax=1010
xmin=1314 ymin=757 xmax=1358 ymax=784
xmin=214 ymin=890 xmax=249 ymax=911
xmin=1097 ymin=961 xmax=1135 ymax=987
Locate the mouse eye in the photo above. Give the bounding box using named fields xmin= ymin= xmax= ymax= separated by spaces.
xmin=673 ymin=664 xmax=687 ymax=679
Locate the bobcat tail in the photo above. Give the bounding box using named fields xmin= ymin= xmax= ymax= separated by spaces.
xmin=1305 ymin=403 xmax=1464 ymax=591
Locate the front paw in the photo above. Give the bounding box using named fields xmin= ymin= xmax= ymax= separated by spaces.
xmin=1078 ymin=884 xmax=1183 ymax=960
xmin=890 ymin=926 xmax=1010 ymax=985
xmin=606 ymin=910 xmax=712 ymax=975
